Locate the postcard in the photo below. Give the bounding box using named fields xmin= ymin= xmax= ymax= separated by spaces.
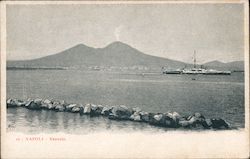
xmin=1 ymin=1 xmax=249 ymax=158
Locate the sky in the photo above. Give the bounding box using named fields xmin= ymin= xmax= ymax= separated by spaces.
xmin=6 ymin=3 xmax=245 ymax=63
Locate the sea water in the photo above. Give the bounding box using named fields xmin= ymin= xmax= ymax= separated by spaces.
xmin=6 ymin=70 xmax=245 ymax=133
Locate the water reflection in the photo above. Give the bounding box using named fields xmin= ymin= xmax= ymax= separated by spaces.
xmin=7 ymin=107 xmax=176 ymax=134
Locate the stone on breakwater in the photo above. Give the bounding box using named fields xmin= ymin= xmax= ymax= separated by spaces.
xmin=55 ymin=105 xmax=65 ymax=112
xmin=34 ymin=98 xmax=42 ymax=105
xmin=165 ymin=112 xmax=181 ymax=127
xmin=210 ymin=118 xmax=230 ymax=129
xmin=148 ymin=113 xmax=165 ymax=126
xmin=7 ymin=99 xmax=16 ymax=108
xmin=148 ymin=113 xmax=156 ymax=124
xmin=164 ymin=115 xmax=176 ymax=127
xmin=154 ymin=114 xmax=163 ymax=121
xmin=46 ymin=100 xmax=58 ymax=110
xmin=71 ymin=106 xmax=81 ymax=113
xmin=55 ymin=104 xmax=65 ymax=112
xmin=130 ymin=112 xmax=141 ymax=121
xmin=148 ymin=113 xmax=177 ymax=127
xmin=41 ymin=99 xmax=53 ymax=109
xmin=90 ymin=105 xmax=104 ymax=116
xmin=109 ymin=105 xmax=133 ymax=120
xmin=90 ymin=104 xmax=98 ymax=111
xmin=6 ymin=98 xmax=232 ymax=130
xmin=7 ymin=99 xmax=25 ymax=108
xmin=79 ymin=106 xmax=84 ymax=115
xmin=154 ymin=114 xmax=170 ymax=126
xmin=205 ymin=119 xmax=213 ymax=127
xmin=25 ymin=99 xmax=42 ymax=110
xmin=84 ymin=104 xmax=91 ymax=114
xmin=178 ymin=113 xmax=210 ymax=129
xmin=178 ymin=120 xmax=190 ymax=127
xmin=101 ymin=106 xmax=112 ymax=116
xmin=139 ymin=111 xmax=149 ymax=122
xmin=66 ymin=104 xmax=77 ymax=112
xmin=53 ymin=101 xmax=65 ymax=112
xmin=72 ymin=104 xmax=84 ymax=113
xmin=17 ymin=100 xmax=26 ymax=107
xmin=189 ymin=113 xmax=208 ymax=128
xmin=48 ymin=104 xmax=55 ymax=110
xmin=132 ymin=107 xmax=141 ymax=113
xmin=166 ymin=112 xmax=181 ymax=123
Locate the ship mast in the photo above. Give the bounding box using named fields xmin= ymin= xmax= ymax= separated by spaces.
xmin=193 ymin=50 xmax=196 ymax=68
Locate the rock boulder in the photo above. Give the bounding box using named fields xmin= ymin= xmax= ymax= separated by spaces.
xmin=25 ymin=100 xmax=42 ymax=110
xmin=130 ymin=112 xmax=141 ymax=121
xmin=7 ymin=99 xmax=25 ymax=108
xmin=139 ymin=111 xmax=150 ymax=122
xmin=71 ymin=106 xmax=80 ymax=113
xmin=211 ymin=118 xmax=230 ymax=129
xmin=84 ymin=104 xmax=91 ymax=114
xmin=65 ymin=104 xmax=77 ymax=112
xmin=41 ymin=99 xmax=53 ymax=109
xmin=54 ymin=101 xmax=66 ymax=112
xmin=109 ymin=105 xmax=133 ymax=120
xmin=90 ymin=105 xmax=104 ymax=116
xmin=101 ymin=106 xmax=112 ymax=116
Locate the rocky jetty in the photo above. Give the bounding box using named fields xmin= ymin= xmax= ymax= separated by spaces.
xmin=6 ymin=98 xmax=231 ymax=130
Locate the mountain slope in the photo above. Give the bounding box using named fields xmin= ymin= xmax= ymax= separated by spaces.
xmin=203 ymin=60 xmax=244 ymax=71
xmin=7 ymin=41 xmax=244 ymax=71
xmin=7 ymin=41 xmax=188 ymax=69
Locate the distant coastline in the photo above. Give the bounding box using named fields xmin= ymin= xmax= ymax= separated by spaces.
xmin=7 ymin=66 xmax=66 ymax=70
xmin=7 ymin=42 xmax=245 ymax=72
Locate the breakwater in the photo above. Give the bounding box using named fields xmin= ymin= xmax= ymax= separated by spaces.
xmin=7 ymin=98 xmax=231 ymax=130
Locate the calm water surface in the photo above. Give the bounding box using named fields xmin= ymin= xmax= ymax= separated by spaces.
xmin=7 ymin=70 xmax=245 ymax=133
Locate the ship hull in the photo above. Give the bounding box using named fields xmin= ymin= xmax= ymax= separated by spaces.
xmin=182 ymin=72 xmax=231 ymax=75
xmin=163 ymin=71 xmax=181 ymax=74
xmin=163 ymin=70 xmax=231 ymax=75
xmin=202 ymin=72 xmax=231 ymax=75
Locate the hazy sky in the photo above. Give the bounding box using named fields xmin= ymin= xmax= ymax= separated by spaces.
xmin=6 ymin=3 xmax=244 ymax=63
